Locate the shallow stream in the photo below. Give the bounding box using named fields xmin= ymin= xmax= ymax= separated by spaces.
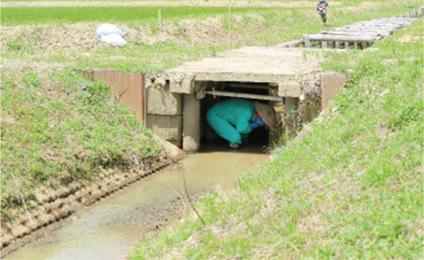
xmin=5 ymin=143 xmax=267 ymax=260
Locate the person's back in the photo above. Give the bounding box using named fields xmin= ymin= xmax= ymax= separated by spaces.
xmin=207 ymin=99 xmax=276 ymax=149
xmin=206 ymin=99 xmax=255 ymax=148
xmin=208 ymin=99 xmax=255 ymax=126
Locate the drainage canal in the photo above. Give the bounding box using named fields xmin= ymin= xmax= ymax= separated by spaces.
xmin=5 ymin=144 xmax=267 ymax=260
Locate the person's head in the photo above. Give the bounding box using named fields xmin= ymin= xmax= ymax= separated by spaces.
xmin=254 ymin=102 xmax=276 ymax=129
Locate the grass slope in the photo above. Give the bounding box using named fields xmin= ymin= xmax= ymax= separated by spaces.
xmin=130 ymin=20 xmax=423 ymax=260
xmin=1 ymin=69 xmax=160 ymax=222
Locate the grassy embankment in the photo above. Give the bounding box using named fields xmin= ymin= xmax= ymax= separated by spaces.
xmin=130 ymin=19 xmax=424 ymax=260
xmin=1 ymin=70 xmax=161 ymax=222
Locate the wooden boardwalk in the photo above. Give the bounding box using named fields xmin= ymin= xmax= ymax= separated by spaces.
xmin=278 ymin=7 xmax=423 ymax=49
xmin=304 ymin=17 xmax=417 ymax=49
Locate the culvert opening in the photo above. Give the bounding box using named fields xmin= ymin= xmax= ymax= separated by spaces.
xmin=198 ymin=82 xmax=281 ymax=152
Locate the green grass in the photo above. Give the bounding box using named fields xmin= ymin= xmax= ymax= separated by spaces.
xmin=130 ymin=19 xmax=424 ymax=260
xmin=1 ymin=69 xmax=161 ymax=222
xmin=75 ymin=42 xmax=227 ymax=73
xmin=1 ymin=6 xmax=256 ymax=25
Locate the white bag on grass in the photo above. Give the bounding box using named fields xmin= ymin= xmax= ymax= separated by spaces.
xmin=100 ymin=34 xmax=127 ymax=47
xmin=95 ymin=24 xmax=125 ymax=39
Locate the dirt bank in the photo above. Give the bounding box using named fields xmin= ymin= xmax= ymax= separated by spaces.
xmin=2 ymin=13 xmax=265 ymax=73
xmin=1 ymin=1 xmax=343 ymax=8
xmin=1 ymin=14 xmax=246 ymax=52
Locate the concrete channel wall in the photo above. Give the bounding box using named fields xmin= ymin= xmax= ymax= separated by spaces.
xmin=85 ymin=70 xmax=146 ymax=123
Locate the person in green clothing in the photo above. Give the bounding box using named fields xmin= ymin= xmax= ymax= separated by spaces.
xmin=206 ymin=99 xmax=276 ymax=149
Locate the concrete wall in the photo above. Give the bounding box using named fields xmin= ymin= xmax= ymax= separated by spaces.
xmin=182 ymin=94 xmax=201 ymax=153
xmin=146 ymin=84 xmax=182 ymax=115
xmin=146 ymin=115 xmax=182 ymax=147
xmin=145 ymin=83 xmax=183 ymax=147
xmin=86 ymin=70 xmax=146 ymax=124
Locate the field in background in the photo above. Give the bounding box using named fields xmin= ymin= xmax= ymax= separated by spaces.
xmin=1 ymin=6 xmax=255 ymax=25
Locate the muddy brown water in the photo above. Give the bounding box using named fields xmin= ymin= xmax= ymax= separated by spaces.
xmin=5 ymin=143 xmax=267 ymax=260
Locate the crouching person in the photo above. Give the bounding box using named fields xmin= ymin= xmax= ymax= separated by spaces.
xmin=206 ymin=99 xmax=276 ymax=149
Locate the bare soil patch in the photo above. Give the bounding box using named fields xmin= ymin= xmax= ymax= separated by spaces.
xmin=398 ymin=33 xmax=422 ymax=44
xmin=2 ymin=59 xmax=68 ymax=74
xmin=341 ymin=1 xmax=389 ymax=13
xmin=1 ymin=12 xmax=266 ymax=72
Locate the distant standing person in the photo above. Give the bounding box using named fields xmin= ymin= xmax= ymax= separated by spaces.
xmin=317 ymin=0 xmax=329 ymax=26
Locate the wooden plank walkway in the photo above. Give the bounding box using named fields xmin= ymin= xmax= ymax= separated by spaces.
xmin=304 ymin=17 xmax=417 ymax=49
xmin=278 ymin=7 xmax=423 ymax=49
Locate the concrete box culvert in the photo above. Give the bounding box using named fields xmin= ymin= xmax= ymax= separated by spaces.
xmin=163 ymin=75 xmax=346 ymax=152
xmin=159 ymin=47 xmax=331 ymax=152
xmin=83 ymin=47 xmax=347 ymax=154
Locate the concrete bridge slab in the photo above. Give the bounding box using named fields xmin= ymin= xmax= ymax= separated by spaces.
xmin=165 ymin=47 xmax=322 ymax=97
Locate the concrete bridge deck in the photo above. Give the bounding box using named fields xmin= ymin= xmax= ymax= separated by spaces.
xmin=158 ymin=46 xmax=338 ymax=152
xmin=165 ymin=47 xmax=323 ymax=98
